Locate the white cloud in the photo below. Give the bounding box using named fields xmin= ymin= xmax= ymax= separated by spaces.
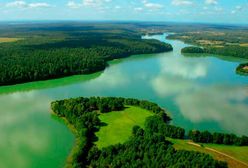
xmin=115 ymin=5 xmax=121 ymax=9
xmin=6 ymin=1 xmax=51 ymax=8
xmin=235 ymin=5 xmax=242 ymax=10
xmin=171 ymin=0 xmax=193 ymax=6
xmin=83 ymin=0 xmax=112 ymax=7
xmin=6 ymin=1 xmax=26 ymax=8
xmin=231 ymin=5 xmax=244 ymax=14
xmin=205 ymin=0 xmax=218 ymax=5
xmin=144 ymin=3 xmax=163 ymax=9
xmin=141 ymin=0 xmax=163 ymax=10
xmin=29 ymin=3 xmax=51 ymax=8
xmin=66 ymin=0 xmax=112 ymax=9
xmin=214 ymin=6 xmax=223 ymax=12
xmin=67 ymin=1 xmax=82 ymax=9
xmin=134 ymin=7 xmax=143 ymax=12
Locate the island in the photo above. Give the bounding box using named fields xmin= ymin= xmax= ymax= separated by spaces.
xmin=181 ymin=46 xmax=205 ymax=53
xmin=236 ymin=63 xmax=248 ymax=75
xmin=51 ymin=96 xmax=248 ymax=168
xmin=168 ymin=30 xmax=248 ymax=60
xmin=168 ymin=30 xmax=248 ymax=76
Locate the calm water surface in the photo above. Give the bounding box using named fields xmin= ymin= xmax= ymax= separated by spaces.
xmin=0 ymin=34 xmax=247 ymax=168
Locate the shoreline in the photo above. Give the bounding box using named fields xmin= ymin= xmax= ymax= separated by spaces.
xmin=0 ymin=45 xmax=172 ymax=87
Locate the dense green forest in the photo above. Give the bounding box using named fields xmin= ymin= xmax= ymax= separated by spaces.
xmin=51 ymin=97 xmax=227 ymax=168
xmin=0 ymin=23 xmax=172 ymax=86
xmin=189 ymin=130 xmax=248 ymax=146
xmin=181 ymin=46 xmax=205 ymax=53
xmin=205 ymin=46 xmax=248 ymax=59
xmin=181 ymin=45 xmax=248 ymax=59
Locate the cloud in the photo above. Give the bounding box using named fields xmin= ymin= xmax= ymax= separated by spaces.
xmin=145 ymin=3 xmax=163 ymax=9
xmin=214 ymin=6 xmax=223 ymax=12
xmin=115 ymin=5 xmax=121 ymax=9
xmin=6 ymin=1 xmax=51 ymax=8
xmin=141 ymin=0 xmax=163 ymax=10
xmin=205 ymin=0 xmax=218 ymax=5
xmin=231 ymin=5 xmax=244 ymax=14
xmin=66 ymin=0 xmax=112 ymax=9
xmin=134 ymin=7 xmax=143 ymax=12
xmin=67 ymin=1 xmax=82 ymax=9
xmin=28 ymin=3 xmax=51 ymax=8
xmin=6 ymin=1 xmax=26 ymax=8
xmin=83 ymin=0 xmax=112 ymax=7
xmin=171 ymin=0 xmax=193 ymax=6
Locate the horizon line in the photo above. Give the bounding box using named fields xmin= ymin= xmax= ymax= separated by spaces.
xmin=0 ymin=20 xmax=248 ymax=27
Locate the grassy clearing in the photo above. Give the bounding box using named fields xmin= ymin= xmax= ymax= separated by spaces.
xmin=240 ymin=43 xmax=248 ymax=47
xmin=168 ymin=138 xmax=248 ymax=168
xmin=205 ymin=144 xmax=248 ymax=164
xmin=0 ymin=37 xmax=21 ymax=43
xmin=95 ymin=106 xmax=153 ymax=148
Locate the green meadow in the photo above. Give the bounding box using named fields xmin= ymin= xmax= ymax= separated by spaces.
xmin=95 ymin=106 xmax=153 ymax=148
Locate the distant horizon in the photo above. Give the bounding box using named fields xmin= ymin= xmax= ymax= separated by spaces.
xmin=0 ymin=0 xmax=247 ymax=24
xmin=0 ymin=20 xmax=248 ymax=27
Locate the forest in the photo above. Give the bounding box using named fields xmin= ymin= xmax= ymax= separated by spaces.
xmin=181 ymin=45 xmax=248 ymax=59
xmin=181 ymin=46 xmax=205 ymax=53
xmin=0 ymin=23 xmax=172 ymax=86
xmin=168 ymin=30 xmax=248 ymax=60
xmin=51 ymin=97 xmax=228 ymax=168
xmin=188 ymin=130 xmax=248 ymax=146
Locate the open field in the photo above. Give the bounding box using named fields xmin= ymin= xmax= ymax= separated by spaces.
xmin=0 ymin=37 xmax=21 ymax=43
xmin=168 ymin=138 xmax=248 ymax=168
xmin=95 ymin=106 xmax=153 ymax=148
xmin=240 ymin=43 xmax=248 ymax=47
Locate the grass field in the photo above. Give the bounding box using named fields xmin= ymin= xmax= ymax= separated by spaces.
xmin=0 ymin=38 xmax=21 ymax=43
xmin=95 ymin=106 xmax=153 ymax=148
xmin=240 ymin=43 xmax=248 ymax=47
xmin=168 ymin=138 xmax=248 ymax=168
xmin=205 ymin=144 xmax=248 ymax=164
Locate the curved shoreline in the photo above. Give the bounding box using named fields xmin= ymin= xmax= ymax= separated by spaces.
xmin=50 ymin=96 xmax=232 ymax=168
xmin=0 ymin=37 xmax=173 ymax=87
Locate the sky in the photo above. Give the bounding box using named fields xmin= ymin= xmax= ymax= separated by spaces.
xmin=0 ymin=0 xmax=247 ymax=24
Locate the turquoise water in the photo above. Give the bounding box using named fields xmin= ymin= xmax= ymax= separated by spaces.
xmin=0 ymin=34 xmax=247 ymax=168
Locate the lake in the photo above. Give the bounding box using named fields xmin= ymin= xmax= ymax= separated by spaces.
xmin=0 ymin=34 xmax=247 ymax=168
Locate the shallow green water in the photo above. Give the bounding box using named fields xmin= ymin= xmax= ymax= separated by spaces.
xmin=0 ymin=34 xmax=247 ymax=168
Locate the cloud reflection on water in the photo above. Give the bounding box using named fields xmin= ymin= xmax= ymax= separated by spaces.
xmin=0 ymin=91 xmax=72 ymax=168
xmin=151 ymin=54 xmax=208 ymax=97
xmin=150 ymin=51 xmax=248 ymax=135
xmin=176 ymin=85 xmax=248 ymax=135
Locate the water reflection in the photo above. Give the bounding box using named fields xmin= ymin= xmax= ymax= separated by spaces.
xmin=0 ymin=33 xmax=247 ymax=168
xmin=160 ymin=57 xmax=208 ymax=79
xmin=0 ymin=91 xmax=73 ymax=168
xmin=175 ymin=85 xmax=248 ymax=135
xmin=85 ymin=65 xmax=130 ymax=89
xmin=151 ymin=51 xmax=208 ymax=97
xmin=147 ymin=34 xmax=248 ymax=135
